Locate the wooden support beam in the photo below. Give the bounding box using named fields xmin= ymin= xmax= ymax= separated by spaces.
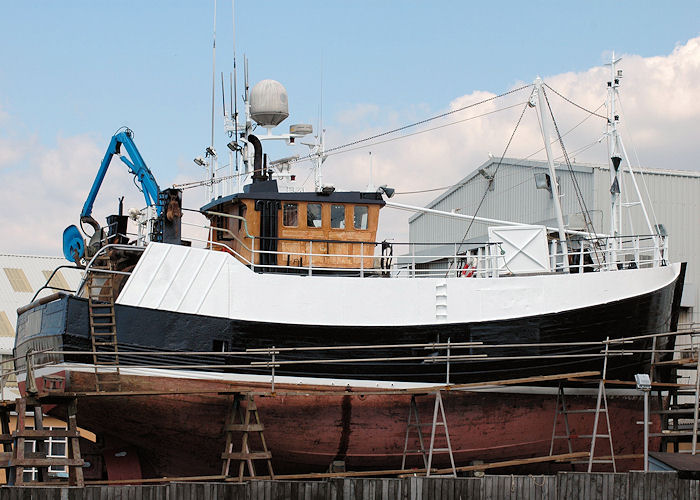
xmin=37 ymin=370 xmax=601 ymax=400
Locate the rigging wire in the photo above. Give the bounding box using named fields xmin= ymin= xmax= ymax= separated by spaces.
xmin=541 ymin=86 xmax=599 ymax=243
xmin=543 ymin=83 xmax=608 ymax=121
xmin=286 ymin=84 xmax=533 ymax=165
xmin=392 ymin=103 xmax=605 ymax=197
xmin=615 ymin=93 xmax=660 ymax=232
xmin=174 ymin=100 xmax=526 ymax=191
xmin=321 ymin=102 xmax=526 ymax=160
xmin=456 ymin=100 xmax=531 ymax=254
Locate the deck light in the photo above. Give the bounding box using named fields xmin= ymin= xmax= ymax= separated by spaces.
xmin=193 ymin=157 xmax=206 ymax=166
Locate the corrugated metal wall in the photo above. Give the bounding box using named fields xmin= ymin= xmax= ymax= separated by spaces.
xmin=409 ymin=159 xmax=596 ymax=247
xmin=409 ymin=158 xmax=699 ymax=322
xmin=593 ymin=166 xmax=700 ymax=324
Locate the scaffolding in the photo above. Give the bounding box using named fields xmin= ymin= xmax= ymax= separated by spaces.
xmin=2 ymin=327 xmax=700 ymax=485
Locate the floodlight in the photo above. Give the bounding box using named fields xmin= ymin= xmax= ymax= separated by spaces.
xmin=377 ymin=185 xmax=395 ymax=198
xmin=635 ymin=373 xmax=651 ymax=391
xmin=193 ymin=157 xmax=206 ymax=167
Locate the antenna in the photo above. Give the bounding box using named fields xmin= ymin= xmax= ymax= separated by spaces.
xmin=221 ymin=72 xmax=226 ymax=117
xmin=232 ymin=0 xmax=239 ymax=192
xmin=210 ymin=0 xmax=217 ymax=149
xmin=367 ymin=151 xmax=375 ymax=191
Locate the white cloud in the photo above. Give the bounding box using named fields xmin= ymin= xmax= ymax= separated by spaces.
xmin=318 ymin=36 xmax=700 ymax=241
xmin=0 ymin=133 xmax=155 ymax=255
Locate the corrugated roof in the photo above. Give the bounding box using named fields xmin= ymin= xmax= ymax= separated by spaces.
xmin=0 ymin=254 xmax=83 ymax=354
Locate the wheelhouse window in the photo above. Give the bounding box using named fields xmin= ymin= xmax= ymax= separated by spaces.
xmin=283 ymin=203 xmax=298 ymax=227
xmin=331 ymin=205 xmax=345 ymax=229
xmin=307 ymin=203 xmax=322 ymax=228
xmin=354 ymin=205 xmax=369 ymax=230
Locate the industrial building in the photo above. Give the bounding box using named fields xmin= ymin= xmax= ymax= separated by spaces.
xmin=0 ymin=254 xmax=82 ymax=389
xmin=408 ymin=157 xmax=699 ymax=325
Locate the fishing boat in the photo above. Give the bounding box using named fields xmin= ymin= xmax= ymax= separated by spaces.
xmin=12 ymin=56 xmax=686 ymax=479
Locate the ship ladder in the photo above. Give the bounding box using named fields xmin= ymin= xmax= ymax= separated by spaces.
xmin=401 ymin=391 xmax=456 ymax=477
xmin=221 ymin=393 xmax=274 ymax=481
xmin=87 ymin=255 xmax=121 ymax=392
xmin=2 ymin=396 xmax=84 ymax=486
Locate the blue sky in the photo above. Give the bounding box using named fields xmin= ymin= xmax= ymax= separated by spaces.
xmin=1 ymin=1 xmax=699 ymax=253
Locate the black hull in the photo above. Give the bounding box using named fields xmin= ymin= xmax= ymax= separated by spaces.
xmin=15 ymin=264 xmax=686 ymax=384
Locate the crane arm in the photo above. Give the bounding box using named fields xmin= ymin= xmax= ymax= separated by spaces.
xmin=80 ymin=129 xmax=161 ymax=231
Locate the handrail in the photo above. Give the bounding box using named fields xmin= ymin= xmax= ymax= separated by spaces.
xmin=29 ymin=264 xmax=84 ymax=302
xmin=75 ymin=244 xmax=147 ymax=296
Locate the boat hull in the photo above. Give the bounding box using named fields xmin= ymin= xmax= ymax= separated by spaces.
xmin=14 ymin=262 xmax=686 ymax=383
xmin=32 ymin=367 xmax=656 ymax=478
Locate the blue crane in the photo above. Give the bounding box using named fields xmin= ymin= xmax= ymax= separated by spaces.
xmin=63 ymin=128 xmax=161 ymax=263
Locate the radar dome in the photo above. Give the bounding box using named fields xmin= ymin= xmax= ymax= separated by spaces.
xmin=250 ymin=79 xmax=289 ymax=128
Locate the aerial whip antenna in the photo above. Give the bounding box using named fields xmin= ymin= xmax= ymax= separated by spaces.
xmin=210 ymin=0 xmax=217 ymax=149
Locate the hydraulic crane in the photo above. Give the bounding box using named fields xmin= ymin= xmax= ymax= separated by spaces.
xmin=62 ymin=128 xmax=161 ymax=264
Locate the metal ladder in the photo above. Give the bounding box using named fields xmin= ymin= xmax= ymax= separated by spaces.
xmin=401 ymin=391 xmax=456 ymax=477
xmin=87 ymin=256 xmax=121 ymax=392
xmin=549 ymin=340 xmax=616 ymax=472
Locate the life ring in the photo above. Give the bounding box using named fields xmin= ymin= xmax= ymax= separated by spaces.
xmin=460 ymin=262 xmax=474 ymax=277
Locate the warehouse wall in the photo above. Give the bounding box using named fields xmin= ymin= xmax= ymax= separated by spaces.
xmin=409 ymin=157 xmax=699 ymax=323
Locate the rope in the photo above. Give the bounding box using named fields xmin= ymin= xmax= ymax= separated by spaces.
xmin=457 ymin=101 xmax=530 ymax=250
xmin=541 ymin=87 xmax=602 ymax=259
xmin=288 ymin=84 xmax=533 ymax=165
xmin=543 ymin=83 xmax=609 ymax=121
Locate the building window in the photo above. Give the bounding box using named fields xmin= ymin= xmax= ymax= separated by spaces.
xmin=42 ymin=270 xmax=70 ymax=291
xmin=3 ymin=268 xmax=32 ymax=293
xmin=0 ymin=311 xmax=13 ymax=337
xmin=22 ymin=425 xmax=68 ymax=481
xmin=307 ymin=204 xmax=322 ymax=228
xmin=331 ymin=205 xmax=345 ymax=229
xmin=283 ymin=203 xmax=298 ymax=227
xmin=354 ymin=206 xmax=369 ymax=230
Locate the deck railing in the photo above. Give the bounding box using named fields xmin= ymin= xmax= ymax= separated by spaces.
xmin=187 ymin=231 xmax=668 ymax=278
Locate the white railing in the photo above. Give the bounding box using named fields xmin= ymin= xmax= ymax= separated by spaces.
xmin=548 ymin=235 xmax=668 ymax=273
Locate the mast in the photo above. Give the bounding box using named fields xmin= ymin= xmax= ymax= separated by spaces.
xmin=605 ymin=55 xmax=658 ymax=266
xmin=606 ymin=53 xmax=623 ymax=266
xmin=532 ymin=77 xmax=569 ymax=272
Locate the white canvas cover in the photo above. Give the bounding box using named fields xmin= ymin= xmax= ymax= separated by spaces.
xmin=488 ymin=225 xmax=550 ymax=274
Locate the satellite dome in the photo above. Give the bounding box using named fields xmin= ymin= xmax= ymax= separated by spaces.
xmin=250 ymin=79 xmax=289 ymax=128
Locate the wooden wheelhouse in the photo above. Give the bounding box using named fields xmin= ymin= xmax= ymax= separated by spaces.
xmin=201 ymin=180 xmax=385 ymax=273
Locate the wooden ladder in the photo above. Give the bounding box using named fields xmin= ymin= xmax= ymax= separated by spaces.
xmin=0 ymin=397 xmax=84 ymax=486
xmin=221 ymin=393 xmax=274 ymax=481
xmin=87 ymin=255 xmax=121 ymax=392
